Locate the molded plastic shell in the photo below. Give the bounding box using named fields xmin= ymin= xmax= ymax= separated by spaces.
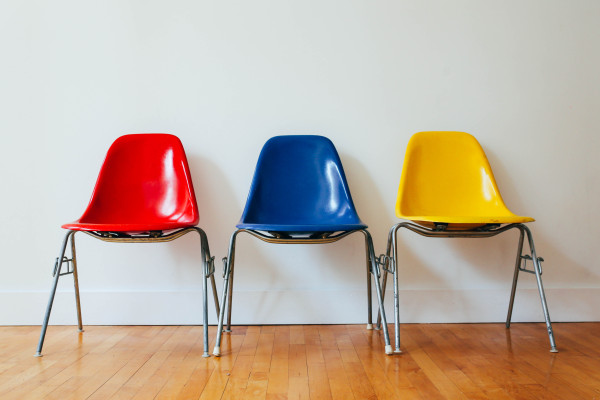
xmin=62 ymin=134 xmax=199 ymax=233
xmin=237 ymin=135 xmax=367 ymax=233
xmin=396 ymin=131 xmax=534 ymax=227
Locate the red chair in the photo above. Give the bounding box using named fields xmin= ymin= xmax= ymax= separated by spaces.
xmin=35 ymin=134 xmax=219 ymax=357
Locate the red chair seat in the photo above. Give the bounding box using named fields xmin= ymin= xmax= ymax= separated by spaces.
xmin=65 ymin=134 xmax=200 ymax=234
xmin=62 ymin=221 xmax=193 ymax=233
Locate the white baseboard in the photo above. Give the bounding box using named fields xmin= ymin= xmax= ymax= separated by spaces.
xmin=1 ymin=288 xmax=598 ymax=325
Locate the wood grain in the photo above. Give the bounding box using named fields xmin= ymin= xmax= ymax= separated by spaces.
xmin=1 ymin=323 xmax=599 ymax=399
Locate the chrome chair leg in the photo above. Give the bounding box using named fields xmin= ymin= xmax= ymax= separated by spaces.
xmin=211 ymin=274 xmax=219 ymax=317
xmin=213 ymin=265 xmax=230 ymax=356
xmin=195 ymin=228 xmax=220 ymax=319
xmin=366 ymin=244 xmax=373 ymax=330
xmin=225 ymin=256 xmax=235 ymax=333
xmin=390 ymin=225 xmax=401 ymax=353
xmin=376 ymin=224 xmax=399 ymax=332
xmin=506 ymin=229 xmax=525 ymax=328
xmin=201 ymin=245 xmax=209 ymax=358
xmin=522 ymin=225 xmax=557 ymax=352
xmin=70 ymin=233 xmax=83 ymax=332
xmin=374 ymin=269 xmax=388 ymax=330
xmin=213 ymin=230 xmax=238 ymax=356
xmin=375 ymin=267 xmax=387 ymax=331
xmin=35 ymin=231 xmax=74 ymax=357
xmin=195 ymin=228 xmax=211 ymax=357
xmin=377 ymin=224 xmax=402 ymax=352
xmin=362 ymin=230 xmax=393 ymax=355
xmin=203 ymin=260 xmax=210 ymax=357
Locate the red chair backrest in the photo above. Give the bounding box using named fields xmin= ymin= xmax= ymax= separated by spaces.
xmin=78 ymin=134 xmax=199 ymax=227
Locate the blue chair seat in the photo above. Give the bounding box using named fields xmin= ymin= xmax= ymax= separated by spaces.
xmin=237 ymin=222 xmax=367 ymax=233
xmin=237 ymin=135 xmax=366 ymax=234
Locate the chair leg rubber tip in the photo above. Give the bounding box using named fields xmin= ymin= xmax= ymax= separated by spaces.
xmin=223 ymin=329 xmax=232 ymax=333
xmin=550 ymin=348 xmax=558 ymax=353
xmin=202 ymin=352 xmax=210 ymax=358
xmin=394 ymin=348 xmax=403 ymax=354
xmin=34 ymin=352 xmax=42 ymax=358
xmin=78 ymin=329 xmax=84 ymax=333
xmin=385 ymin=345 xmax=393 ymax=355
xmin=213 ymin=346 xmax=221 ymax=357
xmin=366 ymin=324 xmax=373 ymax=330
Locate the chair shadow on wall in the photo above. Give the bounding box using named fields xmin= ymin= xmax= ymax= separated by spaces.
xmin=342 ymin=148 xmax=585 ymax=327
xmin=424 ymin=148 xmax=592 ymax=326
xmin=474 ymin=150 xmax=592 ymax=317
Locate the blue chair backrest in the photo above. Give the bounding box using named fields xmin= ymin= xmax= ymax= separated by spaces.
xmin=239 ymin=135 xmax=365 ymax=231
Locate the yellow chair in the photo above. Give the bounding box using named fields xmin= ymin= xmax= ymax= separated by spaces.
xmin=379 ymin=131 xmax=557 ymax=353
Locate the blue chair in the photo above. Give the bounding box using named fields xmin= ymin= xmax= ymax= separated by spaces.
xmin=213 ymin=135 xmax=393 ymax=355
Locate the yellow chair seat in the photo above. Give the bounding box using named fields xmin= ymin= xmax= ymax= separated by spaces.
xmin=401 ymin=215 xmax=534 ymax=230
xmin=396 ymin=131 xmax=533 ymax=228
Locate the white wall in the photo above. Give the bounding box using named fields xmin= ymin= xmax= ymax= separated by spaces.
xmin=1 ymin=0 xmax=598 ymax=326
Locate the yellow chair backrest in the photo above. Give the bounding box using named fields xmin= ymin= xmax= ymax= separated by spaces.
xmin=396 ymin=131 xmax=533 ymax=227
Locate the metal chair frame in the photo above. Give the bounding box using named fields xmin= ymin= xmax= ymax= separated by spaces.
xmin=377 ymin=222 xmax=557 ymax=353
xmin=212 ymin=228 xmax=394 ymax=356
xmin=35 ymin=227 xmax=220 ymax=357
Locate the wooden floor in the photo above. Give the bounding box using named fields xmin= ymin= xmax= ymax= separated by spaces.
xmin=1 ymin=324 xmax=599 ymax=399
